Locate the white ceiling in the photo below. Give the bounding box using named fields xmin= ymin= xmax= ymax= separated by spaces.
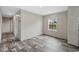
xmin=0 ymin=6 xmax=19 ymax=16
xmin=0 ymin=6 xmax=68 ymax=16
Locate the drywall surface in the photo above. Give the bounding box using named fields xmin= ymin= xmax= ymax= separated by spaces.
xmin=2 ymin=17 xmax=13 ymax=33
xmin=43 ymin=11 xmax=67 ymax=39
xmin=68 ymin=7 xmax=79 ymax=46
xmin=21 ymin=10 xmax=43 ymax=41
xmin=13 ymin=15 xmax=21 ymax=40
xmin=0 ymin=13 xmax=2 ymax=43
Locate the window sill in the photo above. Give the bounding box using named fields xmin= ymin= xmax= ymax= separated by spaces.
xmin=48 ymin=29 xmax=57 ymax=32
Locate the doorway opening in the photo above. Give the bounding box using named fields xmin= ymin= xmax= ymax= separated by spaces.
xmin=1 ymin=16 xmax=21 ymax=43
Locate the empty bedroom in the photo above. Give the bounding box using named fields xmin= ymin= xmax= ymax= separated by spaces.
xmin=0 ymin=6 xmax=79 ymax=52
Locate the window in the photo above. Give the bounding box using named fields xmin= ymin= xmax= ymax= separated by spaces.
xmin=48 ymin=16 xmax=57 ymax=31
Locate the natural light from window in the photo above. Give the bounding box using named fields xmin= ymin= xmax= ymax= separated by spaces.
xmin=48 ymin=16 xmax=57 ymax=31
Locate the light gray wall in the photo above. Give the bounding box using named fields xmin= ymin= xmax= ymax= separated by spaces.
xmin=21 ymin=10 xmax=43 ymax=41
xmin=0 ymin=12 xmax=2 ymax=43
xmin=2 ymin=17 xmax=13 ymax=33
xmin=13 ymin=10 xmax=21 ymax=40
xmin=43 ymin=11 xmax=67 ymax=39
xmin=13 ymin=15 xmax=21 ymax=40
xmin=68 ymin=7 xmax=79 ymax=46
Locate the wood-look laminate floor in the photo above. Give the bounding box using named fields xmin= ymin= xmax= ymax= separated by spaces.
xmin=0 ymin=35 xmax=79 ymax=52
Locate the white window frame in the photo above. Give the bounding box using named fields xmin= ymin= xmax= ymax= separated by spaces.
xmin=48 ymin=16 xmax=57 ymax=31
